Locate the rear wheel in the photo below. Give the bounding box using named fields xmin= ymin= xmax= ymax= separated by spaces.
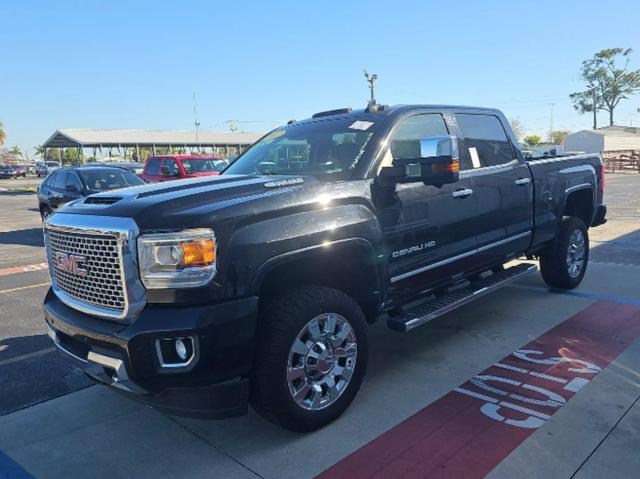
xmin=250 ymin=286 xmax=368 ymax=432
xmin=539 ymin=217 xmax=589 ymax=290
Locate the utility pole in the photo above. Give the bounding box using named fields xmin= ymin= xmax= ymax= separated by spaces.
xmin=592 ymin=87 xmax=597 ymax=130
xmin=548 ymin=102 xmax=556 ymax=142
xmin=363 ymin=70 xmax=378 ymax=108
xmin=193 ymin=90 xmax=200 ymax=147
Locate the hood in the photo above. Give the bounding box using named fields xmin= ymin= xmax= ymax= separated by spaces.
xmin=57 ymin=174 xmax=313 ymax=229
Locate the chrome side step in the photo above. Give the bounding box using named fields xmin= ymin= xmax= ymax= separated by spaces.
xmin=387 ymin=263 xmax=537 ymax=332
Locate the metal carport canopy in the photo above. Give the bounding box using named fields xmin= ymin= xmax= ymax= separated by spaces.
xmin=42 ymin=129 xmax=264 ymax=148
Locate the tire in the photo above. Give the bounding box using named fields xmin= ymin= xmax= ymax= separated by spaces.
xmin=539 ymin=217 xmax=589 ymax=290
xmin=250 ymin=286 xmax=368 ymax=432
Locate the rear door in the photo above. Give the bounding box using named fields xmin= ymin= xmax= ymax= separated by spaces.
xmin=454 ymin=113 xmax=533 ymax=266
xmin=378 ymin=113 xmax=478 ymax=299
xmin=50 ymin=170 xmax=69 ymax=209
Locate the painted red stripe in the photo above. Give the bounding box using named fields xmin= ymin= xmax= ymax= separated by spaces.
xmin=0 ymin=262 xmax=48 ymax=277
xmin=317 ymin=301 xmax=640 ymax=479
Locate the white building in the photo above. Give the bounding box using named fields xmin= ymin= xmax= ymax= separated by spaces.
xmin=564 ymin=126 xmax=640 ymax=154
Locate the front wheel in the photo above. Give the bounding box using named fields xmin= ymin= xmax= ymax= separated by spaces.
xmin=539 ymin=217 xmax=589 ymax=290
xmin=251 ymin=286 xmax=368 ymax=432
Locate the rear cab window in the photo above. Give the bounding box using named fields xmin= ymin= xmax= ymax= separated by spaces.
xmin=455 ymin=114 xmax=515 ymax=168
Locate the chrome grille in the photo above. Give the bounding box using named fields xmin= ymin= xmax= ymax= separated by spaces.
xmin=47 ymin=228 xmax=126 ymax=314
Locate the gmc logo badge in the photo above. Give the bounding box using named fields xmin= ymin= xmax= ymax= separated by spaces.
xmin=54 ymin=252 xmax=88 ymax=276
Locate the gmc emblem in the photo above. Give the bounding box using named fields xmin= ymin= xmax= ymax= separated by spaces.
xmin=54 ymin=252 xmax=88 ymax=276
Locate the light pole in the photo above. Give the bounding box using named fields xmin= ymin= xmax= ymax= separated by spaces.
xmin=363 ymin=70 xmax=378 ymax=108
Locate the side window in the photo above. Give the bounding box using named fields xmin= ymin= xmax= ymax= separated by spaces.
xmin=146 ymin=158 xmax=161 ymax=176
xmin=67 ymin=173 xmax=83 ymax=191
xmin=390 ymin=114 xmax=449 ymax=161
xmin=54 ymin=171 xmax=68 ymax=189
xmin=163 ymin=158 xmax=180 ymax=175
xmin=44 ymin=172 xmax=56 ymax=187
xmin=455 ymin=114 xmax=514 ymax=168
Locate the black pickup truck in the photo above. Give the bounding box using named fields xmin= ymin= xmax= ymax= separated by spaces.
xmin=43 ymin=105 xmax=606 ymax=431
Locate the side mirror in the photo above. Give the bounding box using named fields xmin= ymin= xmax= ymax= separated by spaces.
xmin=379 ymin=135 xmax=460 ymax=187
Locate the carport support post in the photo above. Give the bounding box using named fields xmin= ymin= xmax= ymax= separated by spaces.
xmin=136 ymin=145 xmax=140 ymax=163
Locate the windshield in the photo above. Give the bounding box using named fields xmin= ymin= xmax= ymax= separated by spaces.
xmin=79 ymin=169 xmax=145 ymax=192
xmin=224 ymin=118 xmax=377 ymax=180
xmin=181 ymin=158 xmax=219 ymax=173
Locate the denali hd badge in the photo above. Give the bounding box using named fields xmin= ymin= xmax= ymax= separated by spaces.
xmin=392 ymin=241 xmax=436 ymax=258
xmin=54 ymin=252 xmax=88 ymax=276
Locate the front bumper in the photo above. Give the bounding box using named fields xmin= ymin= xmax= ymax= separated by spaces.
xmin=43 ymin=289 xmax=258 ymax=419
xmin=592 ymin=204 xmax=607 ymax=227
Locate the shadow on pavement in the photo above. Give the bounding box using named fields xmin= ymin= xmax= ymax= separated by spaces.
xmin=0 ymin=228 xmax=44 ymax=247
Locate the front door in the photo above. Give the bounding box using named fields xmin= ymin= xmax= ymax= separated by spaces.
xmin=376 ymin=113 xmax=478 ymax=303
xmin=454 ymin=113 xmax=533 ymax=266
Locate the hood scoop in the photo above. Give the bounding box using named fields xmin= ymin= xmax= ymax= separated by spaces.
xmin=84 ymin=196 xmax=123 ymax=205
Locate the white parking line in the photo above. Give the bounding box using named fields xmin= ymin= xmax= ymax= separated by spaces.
xmin=0 ymin=347 xmax=56 ymax=367
xmin=0 ymin=282 xmax=50 ymax=294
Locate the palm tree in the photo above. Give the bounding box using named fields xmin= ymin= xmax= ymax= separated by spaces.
xmin=0 ymin=121 xmax=5 ymax=146
xmin=34 ymin=145 xmax=46 ymax=156
xmin=9 ymin=146 xmax=23 ymax=158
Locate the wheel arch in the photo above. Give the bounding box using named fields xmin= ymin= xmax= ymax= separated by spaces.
xmin=563 ymin=187 xmax=594 ymax=227
xmin=252 ymin=238 xmax=383 ymax=323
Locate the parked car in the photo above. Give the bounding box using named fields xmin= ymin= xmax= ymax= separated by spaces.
xmin=14 ymin=164 xmax=28 ymax=178
xmin=37 ymin=165 xmax=145 ymax=219
xmin=81 ymin=162 xmax=145 ymax=176
xmin=0 ymin=164 xmax=18 ymax=179
xmin=42 ymin=105 xmax=606 ymax=432
xmin=141 ymin=155 xmax=223 ymax=182
xmin=35 ymin=161 xmax=47 ymax=177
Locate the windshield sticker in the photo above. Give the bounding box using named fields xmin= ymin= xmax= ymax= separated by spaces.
xmin=469 ymin=147 xmax=481 ymax=168
xmin=261 ymin=130 xmax=286 ymax=144
xmin=349 ymin=120 xmax=374 ymax=131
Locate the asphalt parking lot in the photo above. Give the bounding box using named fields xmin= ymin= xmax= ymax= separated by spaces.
xmin=0 ymin=174 xmax=639 ymax=478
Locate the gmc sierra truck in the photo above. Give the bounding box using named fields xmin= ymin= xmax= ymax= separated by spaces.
xmin=43 ymin=105 xmax=606 ymax=431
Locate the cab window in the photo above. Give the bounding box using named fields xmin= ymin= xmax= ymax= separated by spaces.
xmin=146 ymin=158 xmax=162 ymax=176
xmin=67 ymin=173 xmax=83 ymax=191
xmin=163 ymin=158 xmax=180 ymax=175
xmin=455 ymin=114 xmax=514 ymax=168
xmin=381 ymin=114 xmax=449 ymax=169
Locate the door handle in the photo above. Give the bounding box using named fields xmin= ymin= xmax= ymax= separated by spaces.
xmin=514 ymin=178 xmax=531 ymax=185
xmin=452 ymin=188 xmax=474 ymax=198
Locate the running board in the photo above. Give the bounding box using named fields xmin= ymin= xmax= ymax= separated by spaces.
xmin=387 ymin=263 xmax=537 ymax=332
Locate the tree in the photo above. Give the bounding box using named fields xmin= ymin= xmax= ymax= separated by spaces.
xmin=9 ymin=145 xmax=22 ymax=158
xmin=550 ymin=130 xmax=570 ymax=145
xmin=509 ymin=117 xmax=525 ymax=142
xmin=0 ymin=121 xmax=5 ymax=146
xmin=62 ymin=148 xmax=83 ymax=165
xmin=34 ymin=144 xmax=46 ymax=157
xmin=570 ymin=48 xmax=640 ymax=127
xmin=524 ymin=135 xmax=542 ymax=147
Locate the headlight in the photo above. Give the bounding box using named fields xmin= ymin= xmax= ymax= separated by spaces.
xmin=138 ymin=229 xmax=216 ymax=289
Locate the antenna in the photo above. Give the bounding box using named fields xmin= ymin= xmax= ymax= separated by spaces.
xmin=193 ymin=90 xmax=200 ymax=145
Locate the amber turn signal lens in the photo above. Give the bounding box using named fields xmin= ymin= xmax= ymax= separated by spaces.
xmin=180 ymin=239 xmax=216 ymax=266
xmin=432 ymin=161 xmax=460 ymax=173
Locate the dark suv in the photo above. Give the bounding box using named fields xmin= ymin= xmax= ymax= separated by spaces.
xmin=37 ymin=166 xmax=144 ymax=219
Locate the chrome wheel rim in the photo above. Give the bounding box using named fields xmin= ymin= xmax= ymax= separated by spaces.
xmin=566 ymin=229 xmax=586 ymax=278
xmin=287 ymin=313 xmax=357 ymax=411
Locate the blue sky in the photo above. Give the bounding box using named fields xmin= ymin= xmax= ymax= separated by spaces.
xmin=1 ymin=0 xmax=639 ymax=154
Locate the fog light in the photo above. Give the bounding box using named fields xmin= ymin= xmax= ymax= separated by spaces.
xmin=155 ymin=336 xmax=197 ymax=369
xmin=175 ymin=338 xmax=188 ymax=360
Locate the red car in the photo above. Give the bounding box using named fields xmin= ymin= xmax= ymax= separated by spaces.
xmin=141 ymin=155 xmax=226 ymax=182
